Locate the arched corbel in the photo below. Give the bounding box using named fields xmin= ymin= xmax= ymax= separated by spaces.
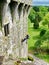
xmin=23 ymin=4 xmax=27 ymax=16
xmin=23 ymin=4 xmax=30 ymax=18
xmin=26 ymin=5 xmax=31 ymax=16
xmin=18 ymin=3 xmax=24 ymax=19
xmin=9 ymin=2 xmax=19 ymax=25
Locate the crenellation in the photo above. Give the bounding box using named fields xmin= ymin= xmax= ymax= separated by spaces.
xmin=11 ymin=0 xmax=32 ymax=5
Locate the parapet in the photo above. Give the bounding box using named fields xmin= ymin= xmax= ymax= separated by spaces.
xmin=2 ymin=0 xmax=32 ymax=6
xmin=12 ymin=0 xmax=32 ymax=5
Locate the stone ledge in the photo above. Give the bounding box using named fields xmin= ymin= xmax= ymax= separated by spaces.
xmin=3 ymin=60 xmax=34 ymax=65
xmin=21 ymin=60 xmax=34 ymax=65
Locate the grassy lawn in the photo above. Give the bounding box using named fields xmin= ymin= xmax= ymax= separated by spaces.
xmin=28 ymin=19 xmax=49 ymax=63
xmin=28 ymin=19 xmax=41 ymax=49
xmin=35 ymin=53 xmax=49 ymax=63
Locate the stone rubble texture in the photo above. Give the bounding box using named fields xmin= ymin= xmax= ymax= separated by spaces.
xmin=0 ymin=0 xmax=32 ymax=62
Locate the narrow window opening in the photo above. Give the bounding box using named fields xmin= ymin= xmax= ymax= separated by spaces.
xmin=4 ymin=23 xmax=9 ymax=36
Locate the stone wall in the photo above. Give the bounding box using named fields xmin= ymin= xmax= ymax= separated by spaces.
xmin=0 ymin=0 xmax=32 ymax=60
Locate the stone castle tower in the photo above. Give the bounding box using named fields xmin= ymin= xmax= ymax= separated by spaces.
xmin=0 ymin=0 xmax=32 ymax=59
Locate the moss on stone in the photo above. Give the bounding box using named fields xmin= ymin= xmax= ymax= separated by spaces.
xmin=14 ymin=60 xmax=21 ymax=65
xmin=19 ymin=58 xmax=28 ymax=61
xmin=28 ymin=56 xmax=34 ymax=61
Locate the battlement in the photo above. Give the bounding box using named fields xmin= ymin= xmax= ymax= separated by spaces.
xmin=12 ymin=0 xmax=32 ymax=5
xmin=2 ymin=0 xmax=32 ymax=6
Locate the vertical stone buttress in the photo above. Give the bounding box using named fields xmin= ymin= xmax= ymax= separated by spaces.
xmin=9 ymin=2 xmax=20 ymax=58
xmin=0 ymin=1 xmax=9 ymax=56
xmin=23 ymin=5 xmax=28 ymax=58
xmin=22 ymin=5 xmax=31 ymax=58
xmin=2 ymin=1 xmax=13 ymax=59
xmin=20 ymin=4 xmax=26 ymax=58
xmin=18 ymin=3 xmax=24 ymax=58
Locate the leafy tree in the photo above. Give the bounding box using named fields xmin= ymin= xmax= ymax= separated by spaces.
xmin=39 ymin=6 xmax=48 ymax=13
xmin=28 ymin=6 xmax=48 ymax=29
xmin=39 ymin=6 xmax=48 ymax=20
xmin=28 ymin=8 xmax=36 ymax=23
xmin=33 ymin=6 xmax=39 ymax=12
xmin=42 ymin=12 xmax=49 ymax=28
xmin=29 ymin=7 xmax=41 ymax=29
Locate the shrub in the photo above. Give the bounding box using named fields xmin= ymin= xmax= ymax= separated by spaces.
xmin=40 ymin=29 xmax=46 ymax=36
xmin=33 ymin=23 xmax=39 ymax=29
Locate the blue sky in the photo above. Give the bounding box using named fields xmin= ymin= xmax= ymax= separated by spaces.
xmin=33 ymin=0 xmax=49 ymax=6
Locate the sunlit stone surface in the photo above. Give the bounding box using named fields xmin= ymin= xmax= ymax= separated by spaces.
xmin=0 ymin=0 xmax=32 ymax=63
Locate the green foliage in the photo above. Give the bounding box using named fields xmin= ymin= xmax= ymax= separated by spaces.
xmin=35 ymin=53 xmax=49 ymax=63
xmin=29 ymin=6 xmax=48 ymax=27
xmin=28 ymin=8 xmax=36 ymax=23
xmin=33 ymin=22 xmax=39 ymax=29
xmin=42 ymin=12 xmax=49 ymax=28
xmin=28 ymin=6 xmax=49 ymax=63
xmin=39 ymin=6 xmax=48 ymax=13
xmin=28 ymin=6 xmax=48 ymax=29
xmin=40 ymin=29 xmax=46 ymax=36
xmin=34 ymin=39 xmax=41 ymax=48
xmin=33 ymin=6 xmax=39 ymax=12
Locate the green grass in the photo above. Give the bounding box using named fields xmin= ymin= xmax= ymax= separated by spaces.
xmin=35 ymin=53 xmax=49 ymax=63
xmin=28 ymin=19 xmax=49 ymax=63
xmin=28 ymin=19 xmax=41 ymax=48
